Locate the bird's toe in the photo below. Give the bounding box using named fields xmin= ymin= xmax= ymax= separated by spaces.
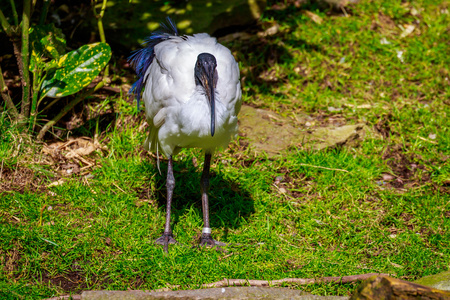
xmin=200 ymin=234 xmax=225 ymax=247
xmin=155 ymin=233 xmax=177 ymax=245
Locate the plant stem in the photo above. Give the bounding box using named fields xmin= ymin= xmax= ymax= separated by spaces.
xmin=12 ymin=39 xmax=25 ymax=87
xmin=30 ymin=72 xmax=40 ymax=130
xmin=37 ymin=81 xmax=105 ymax=140
xmin=0 ymin=65 xmax=19 ymax=118
xmin=94 ymin=0 xmax=109 ymax=78
xmin=39 ymin=0 xmax=51 ymax=26
xmin=20 ymin=0 xmax=32 ymax=118
xmin=0 ymin=9 xmax=13 ymax=35
xmin=9 ymin=0 xmax=19 ymax=26
xmin=31 ymin=74 xmax=48 ymax=130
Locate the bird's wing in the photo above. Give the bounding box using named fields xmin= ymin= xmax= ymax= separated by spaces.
xmin=128 ymin=17 xmax=179 ymax=110
xmin=142 ymin=35 xmax=195 ymax=125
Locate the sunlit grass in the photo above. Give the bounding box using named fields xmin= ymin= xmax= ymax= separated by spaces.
xmin=1 ymin=0 xmax=449 ymax=298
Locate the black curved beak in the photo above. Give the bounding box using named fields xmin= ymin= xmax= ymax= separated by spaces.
xmin=205 ymin=73 xmax=216 ymax=137
xmin=195 ymin=53 xmax=217 ymax=137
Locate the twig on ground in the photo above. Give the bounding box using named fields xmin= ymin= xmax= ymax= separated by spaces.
xmin=218 ymin=253 xmax=234 ymax=261
xmin=200 ymin=273 xmax=388 ymax=288
xmin=42 ymin=296 xmax=81 ymax=300
xmin=418 ymin=136 xmax=438 ymax=144
xmin=112 ymin=182 xmax=126 ymax=193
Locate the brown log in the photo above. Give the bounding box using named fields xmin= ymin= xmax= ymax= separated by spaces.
xmin=350 ymin=275 xmax=450 ymax=300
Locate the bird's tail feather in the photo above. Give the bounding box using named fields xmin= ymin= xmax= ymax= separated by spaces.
xmin=144 ymin=126 xmax=162 ymax=175
xmin=128 ymin=17 xmax=179 ymax=110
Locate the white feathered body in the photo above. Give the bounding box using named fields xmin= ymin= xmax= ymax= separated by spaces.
xmin=142 ymin=33 xmax=241 ymax=156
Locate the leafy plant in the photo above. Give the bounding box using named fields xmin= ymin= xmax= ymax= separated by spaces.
xmin=0 ymin=0 xmax=111 ymax=140
xmin=40 ymin=43 xmax=111 ymax=98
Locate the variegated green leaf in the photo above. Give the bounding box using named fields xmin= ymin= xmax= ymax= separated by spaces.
xmin=30 ymin=49 xmax=45 ymax=73
xmin=29 ymin=24 xmax=66 ymax=73
xmin=40 ymin=42 xmax=111 ymax=98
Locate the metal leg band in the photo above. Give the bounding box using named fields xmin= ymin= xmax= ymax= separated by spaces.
xmin=202 ymin=227 xmax=211 ymax=234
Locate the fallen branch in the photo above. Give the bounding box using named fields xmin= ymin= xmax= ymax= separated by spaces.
xmin=155 ymin=273 xmax=390 ymax=291
xmin=199 ymin=273 xmax=389 ymax=288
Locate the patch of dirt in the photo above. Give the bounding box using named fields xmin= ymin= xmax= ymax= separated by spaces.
xmin=400 ymin=212 xmax=415 ymax=230
xmin=227 ymin=138 xmax=251 ymax=164
xmin=380 ymin=144 xmax=431 ymax=189
xmin=41 ymin=271 xmax=88 ymax=293
xmin=135 ymin=187 xmax=158 ymax=208
xmin=371 ymin=12 xmax=399 ymax=35
xmin=1 ymin=248 xmax=21 ymax=275
xmin=375 ymin=114 xmax=393 ymax=138
xmin=272 ymin=167 xmax=315 ymax=199
xmin=0 ymin=166 xmax=49 ymax=193
xmin=313 ymin=110 xmax=348 ymax=128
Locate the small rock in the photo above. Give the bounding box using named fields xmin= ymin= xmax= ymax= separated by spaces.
xmin=382 ymin=174 xmax=395 ymax=181
xmin=314 ymin=219 xmax=325 ymax=225
xmin=400 ymin=24 xmax=415 ymax=38
xmin=414 ymin=271 xmax=450 ymax=291
xmin=274 ymin=176 xmax=283 ymax=185
xmin=238 ymin=105 xmax=378 ymax=157
xmin=278 ymin=187 xmax=288 ymax=194
xmin=351 ymin=275 xmax=450 ymax=299
xmin=396 ymin=50 xmax=404 ymax=63
xmin=328 ymin=106 xmax=343 ymax=112
xmin=380 ymin=37 xmax=391 ymax=45
xmin=257 ymin=23 xmax=279 ymax=37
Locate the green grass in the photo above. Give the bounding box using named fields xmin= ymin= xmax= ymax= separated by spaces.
xmin=1 ymin=0 xmax=449 ymax=298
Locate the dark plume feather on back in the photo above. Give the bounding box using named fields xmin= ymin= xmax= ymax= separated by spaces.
xmin=129 ymin=17 xmax=179 ymax=110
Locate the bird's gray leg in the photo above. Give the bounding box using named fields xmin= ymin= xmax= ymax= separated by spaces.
xmin=200 ymin=153 xmax=222 ymax=247
xmin=156 ymin=155 xmax=177 ymax=251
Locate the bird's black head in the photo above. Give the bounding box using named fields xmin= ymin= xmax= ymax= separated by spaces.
xmin=195 ymin=53 xmax=217 ymax=88
xmin=194 ymin=53 xmax=218 ymax=136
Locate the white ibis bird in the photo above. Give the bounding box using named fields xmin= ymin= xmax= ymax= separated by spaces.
xmin=129 ymin=18 xmax=242 ymax=251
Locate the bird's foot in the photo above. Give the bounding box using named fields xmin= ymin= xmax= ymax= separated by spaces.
xmin=155 ymin=232 xmax=177 ymax=252
xmin=200 ymin=233 xmax=226 ymax=247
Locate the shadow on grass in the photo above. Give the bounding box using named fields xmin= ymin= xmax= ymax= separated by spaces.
xmin=145 ymin=156 xmax=254 ymax=241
